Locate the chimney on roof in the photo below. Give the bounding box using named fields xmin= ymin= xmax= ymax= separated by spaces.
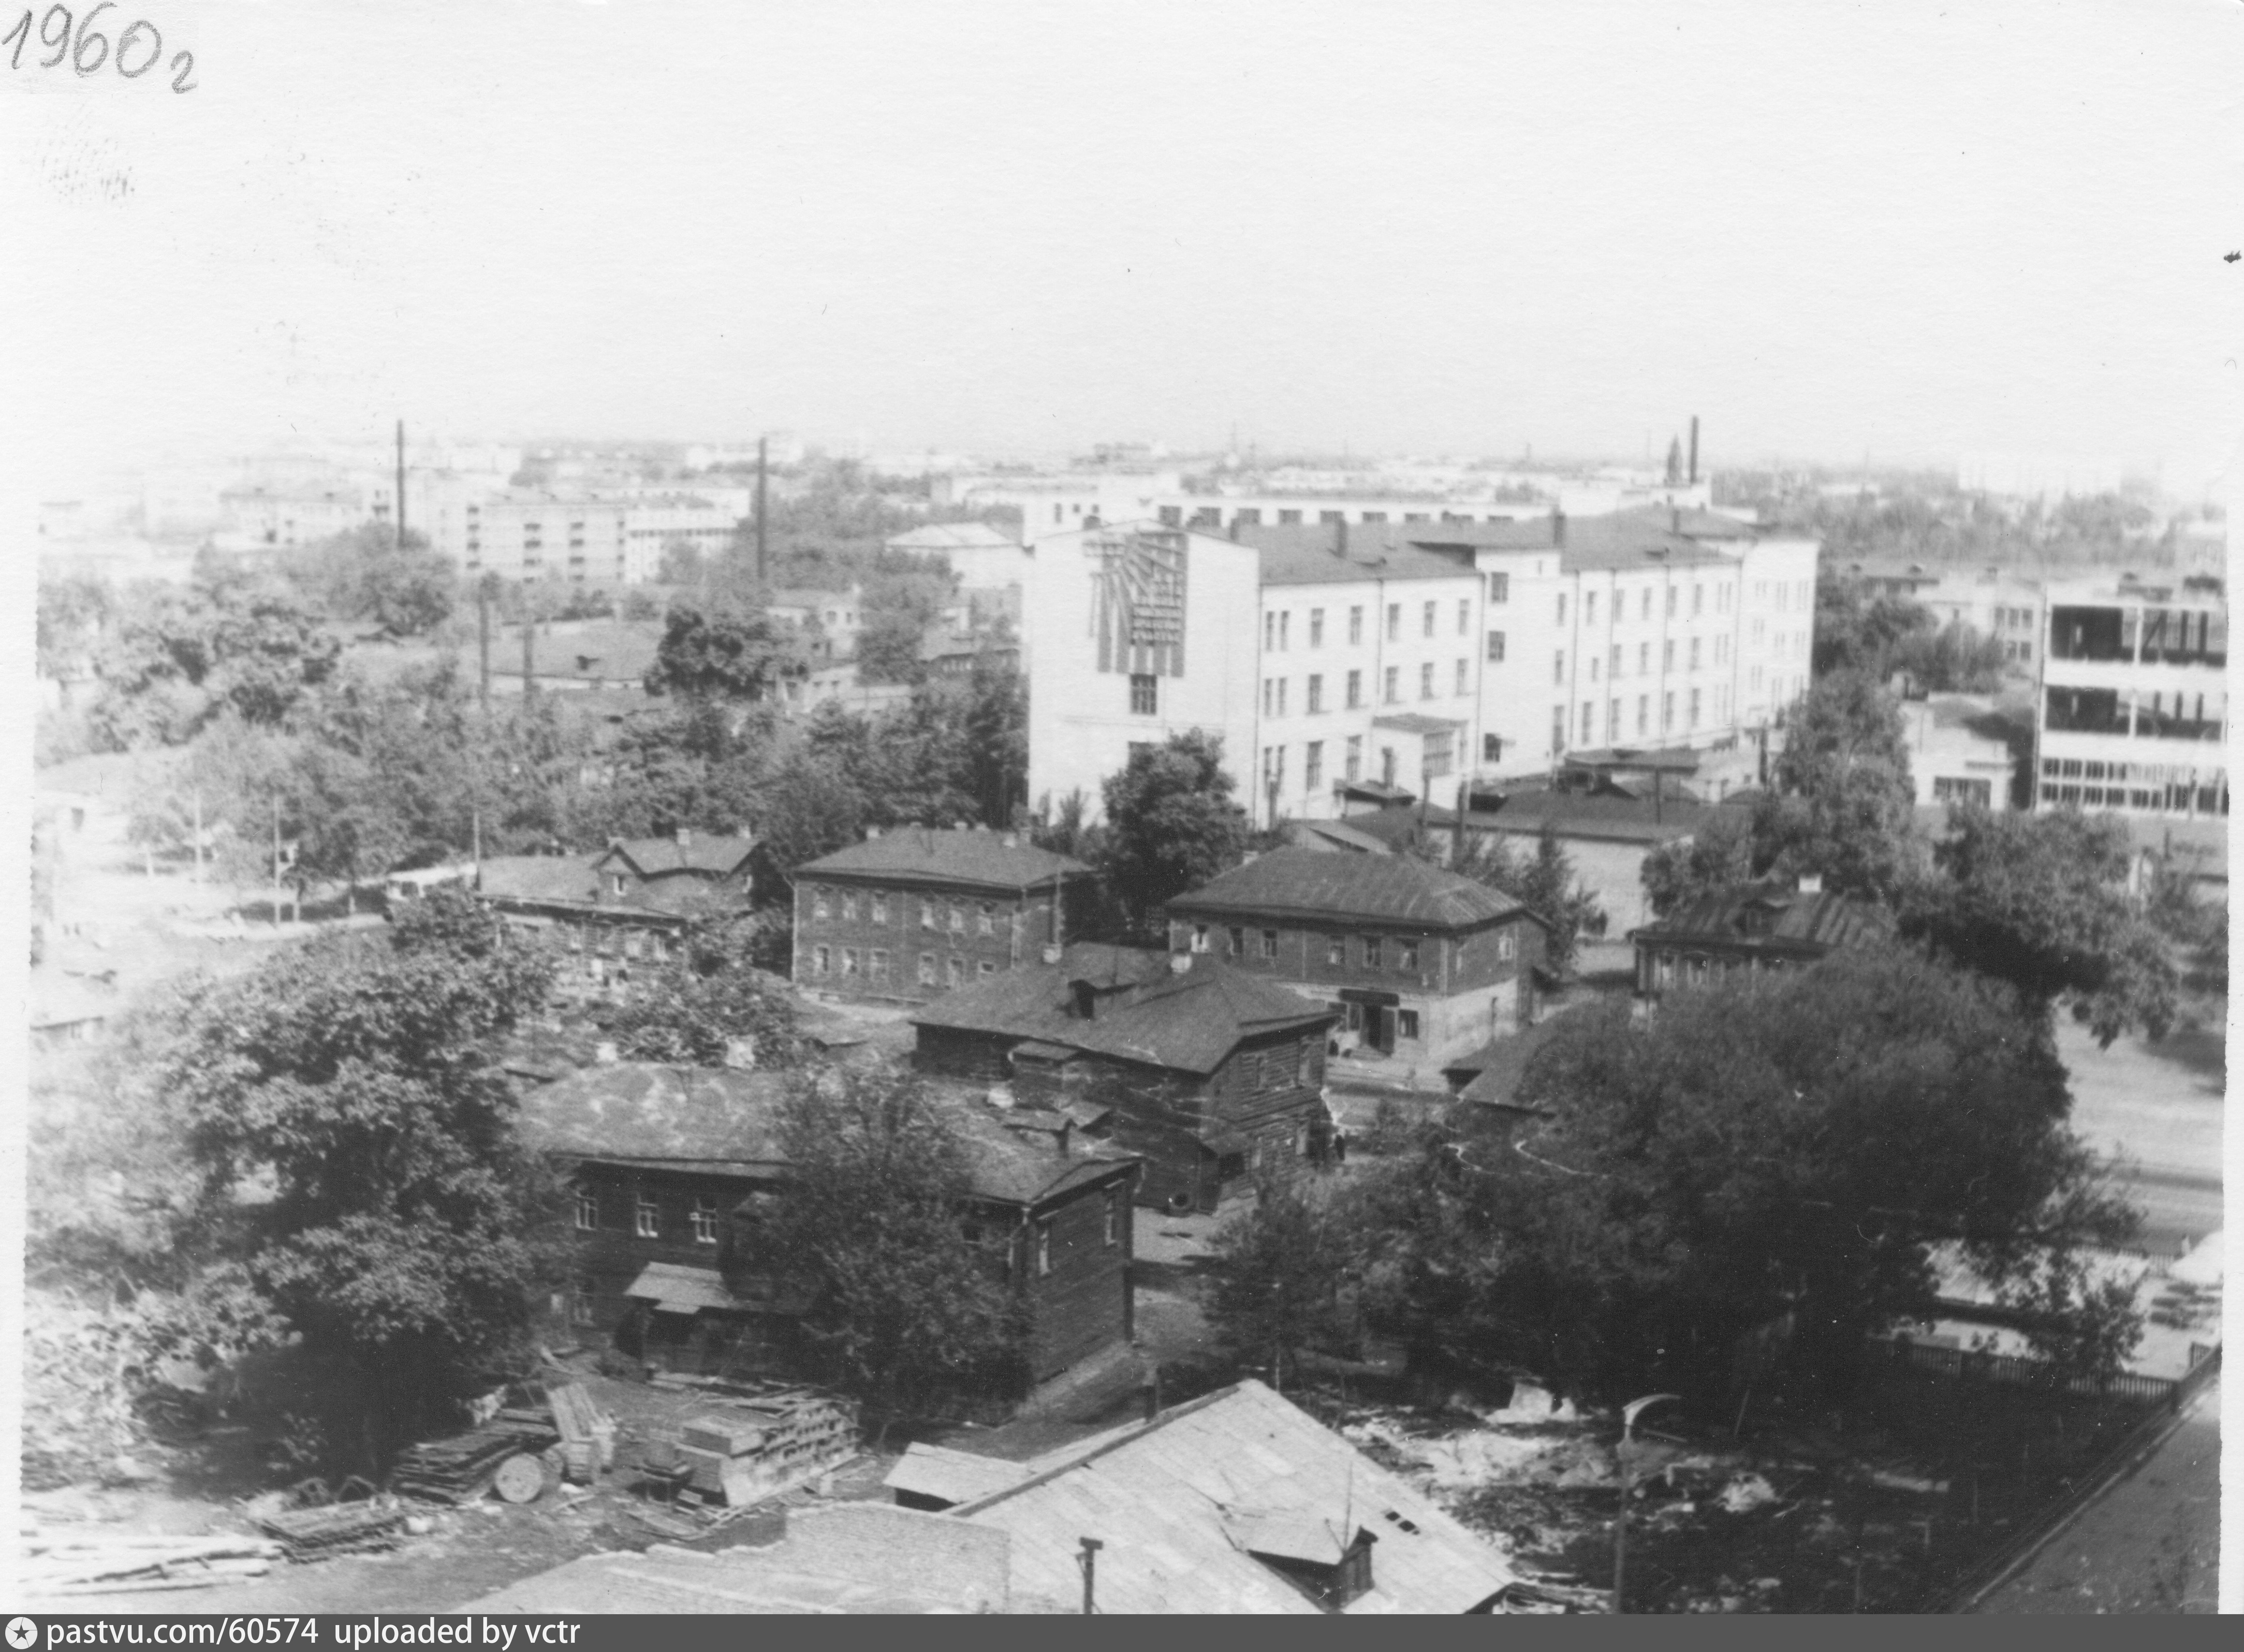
xmin=1688 ymin=415 xmax=1700 ymax=484
xmin=1798 ymin=871 xmax=1824 ymax=896
xmin=1551 ymin=508 xmax=1567 ymax=548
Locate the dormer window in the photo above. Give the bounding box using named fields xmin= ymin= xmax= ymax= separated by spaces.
xmin=1234 ymin=1516 xmax=1378 ymax=1610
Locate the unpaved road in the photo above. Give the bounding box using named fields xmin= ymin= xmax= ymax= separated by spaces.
xmin=1973 ymin=1374 xmax=2220 ymax=1615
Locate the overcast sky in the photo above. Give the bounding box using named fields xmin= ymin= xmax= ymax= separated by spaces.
xmin=5 ymin=0 xmax=2240 ymax=493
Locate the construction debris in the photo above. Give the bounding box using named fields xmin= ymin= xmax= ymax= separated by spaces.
xmin=543 ymin=1381 xmax=618 ymax=1484
xmin=669 ymin=1386 xmax=858 ymax=1510
xmin=254 ymin=1500 xmax=413 ymax=1560
xmin=23 ymin=1531 xmax=284 ymax=1595
xmin=390 ymin=1416 xmax=559 ymax=1505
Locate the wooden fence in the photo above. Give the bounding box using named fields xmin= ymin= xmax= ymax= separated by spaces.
xmin=1873 ymin=1336 xmax=2191 ymax=1407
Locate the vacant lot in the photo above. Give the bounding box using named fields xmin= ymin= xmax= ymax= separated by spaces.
xmin=2059 ymin=1005 xmax=2225 ymax=1250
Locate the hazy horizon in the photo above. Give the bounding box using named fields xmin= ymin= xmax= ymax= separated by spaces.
xmin=8 ymin=0 xmax=2240 ymax=502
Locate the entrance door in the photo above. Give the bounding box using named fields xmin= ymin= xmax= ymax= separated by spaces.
xmin=1371 ymin=1006 xmax=1396 ymax=1055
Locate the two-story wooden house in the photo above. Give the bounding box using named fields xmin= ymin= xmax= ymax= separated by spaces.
xmin=468 ymin=830 xmax=756 ymax=995
xmin=790 ymin=826 xmax=1095 ymax=1005
xmin=516 ymin=1063 xmax=1141 ymax=1392
xmin=1163 ymin=847 xmax=1548 ymax=1072
xmin=910 ymin=943 xmax=1339 ymax=1213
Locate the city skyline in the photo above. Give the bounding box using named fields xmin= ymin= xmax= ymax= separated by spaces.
xmin=8 ymin=0 xmax=2239 ymax=501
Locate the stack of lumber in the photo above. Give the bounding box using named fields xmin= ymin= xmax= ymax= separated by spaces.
xmin=542 ymin=1381 xmax=618 ymax=1484
xmin=674 ymin=1387 xmax=858 ymax=1509
xmin=254 ymin=1501 xmax=411 ymax=1560
xmin=391 ymin=1418 xmax=558 ymax=1504
xmin=22 ymin=1531 xmax=283 ymax=1596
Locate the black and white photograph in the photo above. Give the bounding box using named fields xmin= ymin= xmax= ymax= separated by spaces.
xmin=5 ymin=0 xmax=2234 ymax=1617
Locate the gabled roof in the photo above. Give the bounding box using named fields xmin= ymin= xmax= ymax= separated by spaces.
xmin=600 ymin=834 xmax=756 ymax=877
xmin=911 ymin=945 xmax=1334 ymax=1077
xmin=1286 ymin=819 xmax=1393 ymax=856
xmin=951 ymin=1379 xmax=1514 ymax=1614
xmin=1167 ymin=847 xmax=1531 ymax=932
xmin=1631 ymin=881 xmax=1895 ymax=953
xmin=1242 ymin=526 xmax=1477 ymax=587
xmin=794 ymin=828 xmax=1091 ymax=892
xmin=517 ymin=1063 xmax=1133 ymax=1207
xmin=886 ymin=522 xmax=1021 ymax=552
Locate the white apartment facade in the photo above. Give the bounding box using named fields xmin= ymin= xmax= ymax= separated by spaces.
xmin=2035 ymin=575 xmax=2227 ymax=818
xmin=452 ymin=492 xmax=632 ymax=585
xmin=1027 ymin=511 xmax=1821 ymax=830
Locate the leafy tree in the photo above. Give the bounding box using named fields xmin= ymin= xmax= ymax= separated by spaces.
xmin=1413 ymin=825 xmax=1601 ymax=976
xmin=1754 ymin=669 xmax=1920 ymax=901
xmin=1812 ymin=581 xmax=1936 ymax=678
xmin=1640 ymin=807 xmax=1756 ymax=918
xmin=643 ymin=600 xmax=801 ymax=702
xmin=599 ymin=918 xmax=807 ymax=1067
xmin=767 ymin=1071 xmax=1028 ymax=1431
xmin=1205 ymin=1175 xmax=1364 ymax=1384
xmin=285 ymin=524 xmax=455 ymax=635
xmin=1902 ymin=805 xmax=2177 ymax=1046
xmin=656 ymin=537 xmax=705 ymax=586
xmin=87 ymin=580 xmax=339 ymax=749
xmin=36 ymin=566 xmax=113 ymax=680
xmin=1099 ymin=731 xmax=1252 ymax=940
xmin=1359 ymin=943 xmax=2139 ymax=1403
xmin=158 ymin=890 xmax=563 ymax=1465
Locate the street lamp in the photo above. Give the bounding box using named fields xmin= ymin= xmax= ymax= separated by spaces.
xmin=1612 ymin=1392 xmax=1680 ymax=1615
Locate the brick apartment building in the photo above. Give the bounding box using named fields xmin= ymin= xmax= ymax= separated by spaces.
xmin=791 ymin=825 xmax=1095 ymax=1005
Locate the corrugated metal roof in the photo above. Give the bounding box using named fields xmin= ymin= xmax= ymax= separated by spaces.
xmin=602 ymin=834 xmax=756 ymax=877
xmin=625 ymin=1262 xmax=741 ymax=1315
xmin=794 ymin=828 xmax=1091 ymax=892
xmin=1631 ymin=881 xmax=1895 ymax=954
xmin=1167 ymin=847 xmax=1529 ymax=931
xmin=953 ymin=1380 xmax=1513 ymax=1614
xmin=884 ymin=1443 xmax=1033 ymax=1506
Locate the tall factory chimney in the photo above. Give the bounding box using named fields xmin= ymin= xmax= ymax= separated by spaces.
xmin=1687 ymin=416 xmax=1700 ymax=486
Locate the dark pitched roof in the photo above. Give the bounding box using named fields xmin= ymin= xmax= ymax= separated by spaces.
xmin=1444 ymin=1010 xmax=1588 ymax=1108
xmin=1631 ymin=881 xmax=1895 ymax=953
xmin=1167 ymin=847 xmax=1530 ymax=931
xmin=1469 ymin=786 xmax=1727 ymax=846
xmin=600 ymin=834 xmax=756 ymax=877
xmin=1241 ymin=525 xmax=1476 ymax=587
xmin=518 ymin=1063 xmax=1133 ymax=1207
xmin=911 ymin=944 xmax=1334 ymax=1076
xmin=794 ymin=828 xmax=1091 ymax=892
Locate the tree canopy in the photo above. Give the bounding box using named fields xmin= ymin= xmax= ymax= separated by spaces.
xmin=643 ymin=600 xmax=802 ymax=702
xmin=1097 ymin=731 xmax=1252 ymax=940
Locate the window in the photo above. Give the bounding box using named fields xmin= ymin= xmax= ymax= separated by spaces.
xmin=1483 ymin=733 xmax=1503 ymax=762
xmin=1581 ymin=703 xmax=1594 ymax=743
xmin=1556 ymin=593 xmax=1567 ymax=625
xmin=1398 ymin=939 xmax=1420 ymax=970
xmin=1586 ymin=592 xmax=1598 ymax=624
xmin=1689 ymin=688 xmax=1701 ymax=727
xmin=948 ymin=904 xmax=965 ymax=933
xmin=1363 ymin=935 xmax=1382 ymax=968
xmin=978 ymin=960 xmax=996 ymax=977
xmin=1611 ymin=645 xmax=1623 ymax=677
xmin=1385 ymin=604 xmax=1400 ymax=642
xmin=1035 ymin=1219 xmax=1054 ymax=1277
xmin=690 ymin=1196 xmax=720 ymax=1245
xmin=1346 ymin=669 xmax=1363 ymax=709
xmin=1396 ymin=1009 xmax=1421 ymax=1041
xmin=1609 ymin=698 xmax=1621 ymax=740
xmin=1262 ymin=678 xmax=1274 ymax=717
xmin=1260 ymin=928 xmax=1279 ymax=959
xmin=918 ymin=952 xmax=936 ymax=985
xmin=1384 ymin=666 xmax=1399 ymax=704
xmin=812 ymin=887 xmax=831 ymax=919
xmin=1662 ymin=691 xmax=1675 ymax=732
xmin=1129 ymin=673 xmax=1157 ymax=715
xmin=1552 ymin=705 xmax=1566 ymax=754
xmin=635 ymin=1194 xmax=660 ymax=1239
xmin=947 ymin=955 xmax=965 ymax=987
xmin=1309 ymin=608 xmax=1324 ymax=647
xmin=1327 ymin=935 xmax=1345 ymax=966
xmin=1419 ymin=662 xmax=1435 ymax=700
xmin=1104 ymin=1190 xmax=1121 ymax=1248
xmin=569 ymin=1277 xmax=597 ymax=1328
xmin=1278 ymin=611 xmax=1289 ymax=650
xmin=840 ymin=892 xmax=858 ymax=922
xmin=1666 ymin=586 xmax=1678 ymax=617
xmin=1277 ymin=679 xmax=1288 ymax=716
xmin=1689 ymin=637 xmax=1701 ymax=669
xmin=870 ymin=949 xmax=890 ymax=982
xmin=1422 ymin=601 xmax=1436 ymax=639
xmin=575 ymin=1190 xmax=599 ymax=1231
xmin=1345 ymin=735 xmax=1363 ymax=781
xmin=871 ymin=892 xmax=888 ymax=924
xmin=978 ymin=903 xmax=995 ymax=936
xmin=920 ymin=899 xmax=936 ymax=930
xmin=1349 ymin=606 xmax=1364 ymax=645
xmin=813 ymin=944 xmax=831 ymax=976
xmin=1553 ymin=650 xmax=1565 ymax=685
xmin=1496 ymin=929 xmax=1516 ymax=961
xmin=1307 ymin=674 xmax=1324 ymax=713
xmin=1639 ymin=641 xmax=1649 ymax=674
xmin=1424 ymin=731 xmax=1452 ymax=779
xmin=1457 ymin=599 xmax=1471 ymax=635
xmin=1663 ymin=639 xmax=1675 ymax=671
xmin=840 ymin=947 xmax=859 ymax=978
xmin=1305 ymin=740 xmax=1324 ymax=790
xmin=1487 ymin=629 xmax=1506 ymax=662
xmin=1693 ymin=585 xmax=1704 ymax=616
xmin=1264 ymin=612 xmax=1277 ymax=650
xmin=1589 ymin=655 xmax=1599 ymax=683
xmin=1279 ymin=509 xmax=1301 ymax=525
xmin=1226 ymin=925 xmax=1244 ymax=956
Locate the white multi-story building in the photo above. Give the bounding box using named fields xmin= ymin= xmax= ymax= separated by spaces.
xmin=1027 ymin=509 xmax=1820 ymax=828
xmin=448 ymin=491 xmax=633 ymax=585
xmin=2035 ymin=574 xmax=2227 ymax=818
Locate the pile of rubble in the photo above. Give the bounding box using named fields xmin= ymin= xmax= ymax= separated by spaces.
xmin=21 ymin=1530 xmax=283 ymax=1598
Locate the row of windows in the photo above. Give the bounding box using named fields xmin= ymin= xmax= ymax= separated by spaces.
xmin=806 ymin=888 xmax=1005 ymax=935
xmin=2039 ymin=757 xmax=2228 ymax=786
xmin=1559 ymin=582 xmax=1733 ymax=627
xmin=1185 ymin=923 xmax=1516 ymax=969
xmin=578 ymin=1189 xmax=721 ymax=1244
xmin=1261 ymin=660 xmax=1473 ymax=716
xmin=1555 ymin=635 xmax=1734 ymax=685
xmin=2038 ymin=783 xmax=2228 ymax=814
xmin=811 ymin=945 xmax=997 ymax=987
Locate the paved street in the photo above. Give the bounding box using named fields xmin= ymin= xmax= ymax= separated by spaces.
xmin=1975 ymin=1374 xmax=2221 ymax=1615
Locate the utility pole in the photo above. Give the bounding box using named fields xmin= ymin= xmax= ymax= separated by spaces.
xmin=755 ymin=436 xmax=769 ymax=586
xmin=477 ymin=581 xmax=492 ymax=713
xmin=395 ymin=418 xmax=407 ymax=546
xmin=1077 ymin=1538 xmax=1103 ymax=1615
xmin=521 ymin=596 xmax=536 ymax=696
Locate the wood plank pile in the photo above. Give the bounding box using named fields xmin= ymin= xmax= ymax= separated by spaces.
xmin=674 ymin=1386 xmax=859 ymax=1509
xmin=254 ymin=1501 xmax=412 ymax=1560
xmin=542 ymin=1380 xmax=618 ymax=1484
xmin=390 ymin=1418 xmax=559 ymax=1504
xmin=22 ymin=1530 xmax=285 ymax=1596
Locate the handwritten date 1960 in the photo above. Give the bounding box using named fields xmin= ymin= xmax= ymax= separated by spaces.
xmin=5 ymin=4 xmax=197 ymax=92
